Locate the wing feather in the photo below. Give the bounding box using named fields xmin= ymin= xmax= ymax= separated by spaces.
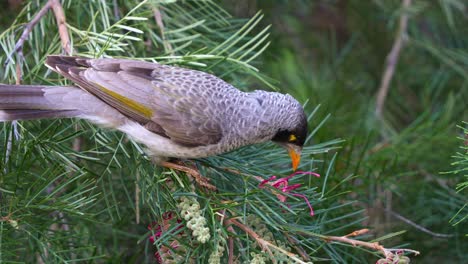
xmin=46 ymin=55 xmax=223 ymax=146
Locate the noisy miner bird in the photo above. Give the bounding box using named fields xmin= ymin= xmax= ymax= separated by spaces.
xmin=0 ymin=56 xmax=308 ymax=189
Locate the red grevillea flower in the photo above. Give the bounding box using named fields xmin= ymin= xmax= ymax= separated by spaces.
xmin=148 ymin=212 xmax=177 ymax=243
xmin=147 ymin=212 xmax=183 ymax=262
xmin=259 ymin=171 xmax=320 ymax=216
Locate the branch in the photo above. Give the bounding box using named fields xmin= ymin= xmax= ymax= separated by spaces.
xmin=5 ymin=0 xmax=72 ymax=65
xmin=322 ymin=229 xmax=420 ymax=258
xmin=5 ymin=1 xmax=53 ymax=65
xmin=225 ymin=218 xmax=271 ymax=253
xmin=386 ymin=209 xmax=455 ymax=238
xmin=49 ymin=0 xmax=71 ymax=55
xmin=227 ymin=228 xmax=235 ymax=264
xmin=225 ymin=218 xmax=310 ymax=264
xmin=135 ymin=171 xmax=141 ymax=224
xmin=153 ymin=6 xmax=173 ymax=55
xmin=285 ymin=232 xmax=311 ymax=262
xmin=375 ymin=0 xmax=412 ymax=118
xmin=160 ymin=161 xmax=217 ymax=190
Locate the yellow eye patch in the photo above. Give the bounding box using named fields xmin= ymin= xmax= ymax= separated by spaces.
xmin=289 ymin=134 xmax=297 ymax=142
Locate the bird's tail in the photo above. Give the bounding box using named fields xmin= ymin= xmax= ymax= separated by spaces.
xmin=0 ymin=84 xmax=80 ymax=121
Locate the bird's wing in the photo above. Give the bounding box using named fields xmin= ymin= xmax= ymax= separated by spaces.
xmin=149 ymin=79 xmax=224 ymax=146
xmin=46 ymin=55 xmax=224 ymax=147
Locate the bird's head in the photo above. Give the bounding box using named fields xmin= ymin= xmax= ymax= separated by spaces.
xmin=268 ymin=94 xmax=308 ymax=171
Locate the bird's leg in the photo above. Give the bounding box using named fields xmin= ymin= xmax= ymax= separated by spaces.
xmin=160 ymin=160 xmax=216 ymax=191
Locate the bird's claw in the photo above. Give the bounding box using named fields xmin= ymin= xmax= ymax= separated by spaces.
xmin=160 ymin=161 xmax=217 ymax=191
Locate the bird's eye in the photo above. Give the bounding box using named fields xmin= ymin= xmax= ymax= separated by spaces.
xmin=288 ymin=134 xmax=297 ymax=142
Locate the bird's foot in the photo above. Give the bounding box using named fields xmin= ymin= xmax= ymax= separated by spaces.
xmin=160 ymin=161 xmax=216 ymax=191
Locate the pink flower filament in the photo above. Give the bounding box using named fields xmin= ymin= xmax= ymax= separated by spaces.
xmin=259 ymin=171 xmax=320 ymax=216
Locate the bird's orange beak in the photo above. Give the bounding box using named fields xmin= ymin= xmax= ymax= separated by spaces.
xmin=287 ymin=146 xmax=302 ymax=171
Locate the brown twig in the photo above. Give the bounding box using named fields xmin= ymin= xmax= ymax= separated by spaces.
xmin=49 ymin=0 xmax=71 ymax=55
xmin=5 ymin=0 xmax=72 ymax=66
xmin=227 ymin=226 xmax=235 ymax=264
xmin=325 ymin=234 xmax=384 ymax=251
xmin=135 ymin=171 xmax=141 ymax=224
xmin=225 ymin=218 xmax=310 ymax=264
xmin=160 ymin=161 xmax=217 ymax=190
xmin=217 ymin=210 xmax=240 ymax=264
xmin=285 ymin=233 xmax=311 ymax=262
xmin=5 ymin=1 xmax=53 ymax=65
xmin=153 ymin=6 xmax=173 ymax=55
xmin=385 ymin=209 xmax=454 ymax=238
xmin=112 ymin=0 xmax=120 ymax=20
xmin=15 ymin=61 xmax=22 ymax=84
xmin=375 ymin=0 xmax=412 ymax=118
xmin=323 ymin=230 xmax=420 ymax=258
xmin=225 ymin=218 xmax=270 ymax=254
xmin=344 ymin=228 xmax=369 ymax=238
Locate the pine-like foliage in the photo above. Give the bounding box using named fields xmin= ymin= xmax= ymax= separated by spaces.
xmin=445 ymin=122 xmax=468 ymax=235
xmin=0 ymin=0 xmax=465 ymax=263
xmin=0 ymin=1 xmax=367 ymax=263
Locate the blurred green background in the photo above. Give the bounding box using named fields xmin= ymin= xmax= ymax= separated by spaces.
xmin=0 ymin=0 xmax=467 ymax=263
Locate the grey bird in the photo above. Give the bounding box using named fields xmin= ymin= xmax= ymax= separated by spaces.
xmin=0 ymin=56 xmax=307 ymax=188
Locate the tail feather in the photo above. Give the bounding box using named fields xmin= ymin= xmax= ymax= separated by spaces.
xmin=0 ymin=84 xmax=79 ymax=121
xmin=0 ymin=85 xmax=49 ymax=109
xmin=0 ymin=85 xmax=45 ymax=96
xmin=0 ymin=109 xmax=80 ymax=121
